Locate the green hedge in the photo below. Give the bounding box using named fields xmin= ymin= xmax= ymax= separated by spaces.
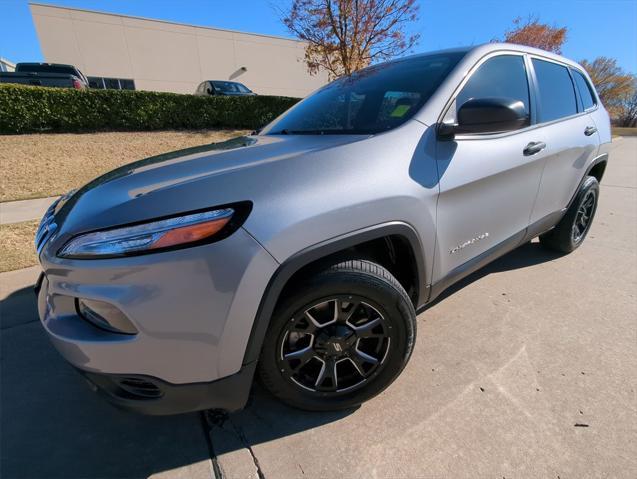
xmin=0 ymin=84 xmax=300 ymax=134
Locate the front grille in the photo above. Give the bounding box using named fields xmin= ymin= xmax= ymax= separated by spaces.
xmin=35 ymin=198 xmax=61 ymax=254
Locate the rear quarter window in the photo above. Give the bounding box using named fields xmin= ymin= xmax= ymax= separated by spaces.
xmin=572 ymin=70 xmax=597 ymax=110
xmin=532 ymin=59 xmax=578 ymax=122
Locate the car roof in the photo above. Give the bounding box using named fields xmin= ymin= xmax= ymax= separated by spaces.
xmin=407 ymin=42 xmax=582 ymax=70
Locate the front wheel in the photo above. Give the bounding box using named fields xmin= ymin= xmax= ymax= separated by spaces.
xmin=540 ymin=176 xmax=599 ymax=253
xmin=257 ymin=260 xmax=416 ymax=411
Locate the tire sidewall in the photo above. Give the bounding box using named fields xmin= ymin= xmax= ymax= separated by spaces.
xmin=568 ymin=176 xmax=599 ymax=249
xmin=258 ymin=270 xmax=415 ymax=411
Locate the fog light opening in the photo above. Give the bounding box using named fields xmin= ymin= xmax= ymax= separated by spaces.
xmin=76 ymin=298 xmax=138 ymax=335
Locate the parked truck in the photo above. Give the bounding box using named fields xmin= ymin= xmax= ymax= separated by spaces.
xmin=0 ymin=62 xmax=88 ymax=89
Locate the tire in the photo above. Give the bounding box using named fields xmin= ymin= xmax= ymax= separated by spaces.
xmin=540 ymin=176 xmax=599 ymax=253
xmin=257 ymin=259 xmax=416 ymax=411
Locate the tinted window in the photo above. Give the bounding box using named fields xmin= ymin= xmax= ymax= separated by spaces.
xmin=456 ymin=55 xmax=530 ymax=116
xmin=263 ymin=51 xmax=466 ymax=135
xmin=235 ymin=83 xmax=252 ymax=93
xmin=104 ymin=78 xmax=120 ymax=89
xmin=573 ymin=70 xmax=596 ymax=110
xmin=119 ymin=79 xmax=135 ymax=90
xmin=16 ymin=64 xmax=76 ymax=75
xmin=532 ymin=59 xmax=577 ymax=122
xmin=87 ymin=77 xmax=104 ymax=89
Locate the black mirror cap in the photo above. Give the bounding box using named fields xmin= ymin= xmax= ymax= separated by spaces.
xmin=456 ymin=97 xmax=529 ymax=135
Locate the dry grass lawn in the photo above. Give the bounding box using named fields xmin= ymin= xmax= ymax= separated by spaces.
xmin=612 ymin=127 xmax=637 ymax=137
xmin=0 ymin=220 xmax=39 ymax=272
xmin=0 ymin=129 xmax=248 ymax=202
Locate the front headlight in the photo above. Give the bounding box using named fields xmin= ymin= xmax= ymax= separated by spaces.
xmin=58 ymin=208 xmax=235 ymax=259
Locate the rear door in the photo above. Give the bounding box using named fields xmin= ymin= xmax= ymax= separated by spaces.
xmin=433 ymin=53 xmax=547 ymax=282
xmin=528 ymin=58 xmax=600 ymax=225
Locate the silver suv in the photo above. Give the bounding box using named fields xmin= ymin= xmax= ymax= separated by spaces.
xmin=35 ymin=43 xmax=610 ymax=414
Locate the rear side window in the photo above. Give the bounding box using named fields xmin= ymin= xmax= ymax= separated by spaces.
xmin=573 ymin=70 xmax=596 ymax=110
xmin=456 ymin=55 xmax=530 ymax=117
xmin=532 ymin=59 xmax=578 ymax=122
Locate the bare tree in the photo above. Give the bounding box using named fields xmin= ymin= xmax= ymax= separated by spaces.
xmin=580 ymin=57 xmax=635 ymax=121
xmin=615 ymin=76 xmax=637 ymax=127
xmin=283 ymin=0 xmax=420 ymax=79
xmin=499 ymin=16 xmax=567 ymax=54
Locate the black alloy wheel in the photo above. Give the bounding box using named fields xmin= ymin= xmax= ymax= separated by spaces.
xmin=277 ymin=297 xmax=391 ymax=394
xmin=258 ymin=259 xmax=416 ymax=411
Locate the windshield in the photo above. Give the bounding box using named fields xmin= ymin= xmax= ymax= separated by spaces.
xmin=263 ymin=51 xmax=466 ymax=135
xmin=212 ymin=81 xmax=251 ymax=93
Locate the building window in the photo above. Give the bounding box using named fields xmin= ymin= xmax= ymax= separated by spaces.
xmin=87 ymin=76 xmax=136 ymax=90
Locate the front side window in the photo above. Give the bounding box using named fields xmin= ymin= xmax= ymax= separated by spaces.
xmin=263 ymin=51 xmax=466 ymax=135
xmin=235 ymin=83 xmax=252 ymax=93
xmin=532 ymin=59 xmax=578 ymax=122
xmin=455 ymin=55 xmax=530 ymax=118
xmin=572 ymin=69 xmax=596 ymax=110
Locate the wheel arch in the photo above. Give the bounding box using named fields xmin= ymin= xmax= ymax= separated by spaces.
xmin=242 ymin=221 xmax=427 ymax=366
xmin=566 ymin=152 xmax=608 ymax=210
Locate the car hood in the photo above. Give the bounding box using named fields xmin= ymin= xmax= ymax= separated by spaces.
xmin=52 ymin=134 xmax=368 ymax=241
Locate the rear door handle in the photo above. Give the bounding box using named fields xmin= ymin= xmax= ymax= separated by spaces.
xmin=523 ymin=141 xmax=546 ymax=156
xmin=584 ymin=126 xmax=597 ymax=136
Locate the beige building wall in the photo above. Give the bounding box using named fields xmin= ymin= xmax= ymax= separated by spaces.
xmin=30 ymin=3 xmax=327 ymax=97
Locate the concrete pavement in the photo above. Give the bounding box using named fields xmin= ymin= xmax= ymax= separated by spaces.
xmin=1 ymin=139 xmax=635 ymax=478
xmin=0 ymin=196 xmax=59 ymax=224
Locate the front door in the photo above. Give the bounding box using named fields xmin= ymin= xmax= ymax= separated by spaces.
xmin=432 ymin=53 xmax=546 ymax=283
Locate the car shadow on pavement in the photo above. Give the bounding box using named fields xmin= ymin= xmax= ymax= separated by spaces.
xmin=0 ymin=286 xmax=352 ymax=479
xmin=426 ymin=240 xmax=564 ymax=308
xmin=0 ymin=241 xmax=558 ymax=478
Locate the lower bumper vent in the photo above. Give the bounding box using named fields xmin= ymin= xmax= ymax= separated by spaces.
xmin=117 ymin=377 xmax=163 ymax=399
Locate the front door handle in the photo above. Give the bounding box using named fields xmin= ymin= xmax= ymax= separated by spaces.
xmin=584 ymin=126 xmax=597 ymax=136
xmin=523 ymin=141 xmax=546 ymax=156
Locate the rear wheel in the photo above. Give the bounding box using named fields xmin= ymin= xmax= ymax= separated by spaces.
xmin=257 ymin=259 xmax=416 ymax=411
xmin=540 ymin=176 xmax=599 ymax=253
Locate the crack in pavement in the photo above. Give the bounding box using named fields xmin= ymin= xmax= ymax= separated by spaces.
xmin=227 ymin=418 xmax=266 ymax=479
xmin=199 ymin=411 xmax=224 ymax=479
xmin=203 ymin=409 xmax=266 ymax=479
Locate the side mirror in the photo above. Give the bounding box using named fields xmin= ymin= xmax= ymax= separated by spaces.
xmin=206 ymin=87 xmax=213 ymax=95
xmin=439 ymin=97 xmax=529 ymax=139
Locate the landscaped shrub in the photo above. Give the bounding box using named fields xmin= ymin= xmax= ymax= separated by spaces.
xmin=0 ymin=84 xmax=300 ymax=134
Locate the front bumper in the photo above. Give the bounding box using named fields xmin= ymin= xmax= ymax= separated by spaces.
xmin=36 ymin=227 xmax=278 ymax=413
xmin=76 ymin=363 xmax=256 ymax=415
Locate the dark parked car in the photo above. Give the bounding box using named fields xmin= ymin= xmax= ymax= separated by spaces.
xmin=195 ymin=80 xmax=255 ymax=96
xmin=0 ymin=62 xmax=88 ymax=89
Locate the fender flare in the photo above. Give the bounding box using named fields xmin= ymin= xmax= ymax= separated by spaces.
xmin=241 ymin=221 xmax=427 ymax=366
xmin=567 ymin=152 xmax=608 ymax=209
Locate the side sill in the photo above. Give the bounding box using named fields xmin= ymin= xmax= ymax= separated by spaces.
xmin=425 ymin=210 xmax=565 ymax=306
xmin=427 ymin=230 xmax=525 ymax=303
